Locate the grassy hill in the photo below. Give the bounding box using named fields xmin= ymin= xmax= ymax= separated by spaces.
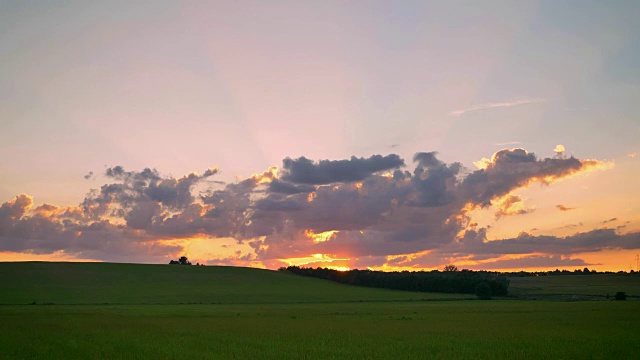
xmin=0 ymin=262 xmax=468 ymax=305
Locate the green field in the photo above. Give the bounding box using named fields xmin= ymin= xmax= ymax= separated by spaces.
xmin=1 ymin=262 xmax=639 ymax=359
xmin=0 ymin=262 xmax=466 ymax=305
xmin=509 ymin=274 xmax=640 ymax=300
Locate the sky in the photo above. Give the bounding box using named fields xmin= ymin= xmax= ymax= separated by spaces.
xmin=1 ymin=0 xmax=639 ymax=272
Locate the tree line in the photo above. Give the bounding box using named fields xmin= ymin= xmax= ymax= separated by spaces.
xmin=280 ymin=266 xmax=510 ymax=296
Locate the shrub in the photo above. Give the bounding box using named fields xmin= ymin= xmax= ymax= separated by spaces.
xmin=614 ymin=291 xmax=627 ymax=301
xmin=475 ymin=281 xmax=492 ymax=300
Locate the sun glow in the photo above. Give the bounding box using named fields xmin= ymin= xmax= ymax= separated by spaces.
xmin=304 ymin=229 xmax=338 ymax=243
xmin=333 ymin=266 xmax=350 ymax=271
xmin=307 ymin=192 xmax=316 ymax=202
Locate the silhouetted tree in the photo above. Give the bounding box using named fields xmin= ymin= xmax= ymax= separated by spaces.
xmin=475 ymin=281 xmax=492 ymax=300
xmin=443 ymin=265 xmax=459 ymax=272
xmin=169 ymin=260 xmax=179 ymax=265
xmin=178 ymin=256 xmax=191 ymax=265
xmin=614 ymin=291 xmax=627 ymax=300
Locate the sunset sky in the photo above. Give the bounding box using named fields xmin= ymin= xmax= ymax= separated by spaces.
xmin=2 ymin=1 xmax=639 ymax=271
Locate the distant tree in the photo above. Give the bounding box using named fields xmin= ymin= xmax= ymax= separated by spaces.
xmin=178 ymin=256 xmax=192 ymax=265
xmin=614 ymin=291 xmax=627 ymax=301
xmin=583 ymin=267 xmax=590 ymax=274
xmin=443 ymin=264 xmax=459 ymax=272
xmin=169 ymin=260 xmax=179 ymax=265
xmin=475 ymin=281 xmax=492 ymax=300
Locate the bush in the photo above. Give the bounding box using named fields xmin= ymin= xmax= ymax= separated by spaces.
xmin=475 ymin=281 xmax=492 ymax=300
xmin=614 ymin=291 xmax=627 ymax=301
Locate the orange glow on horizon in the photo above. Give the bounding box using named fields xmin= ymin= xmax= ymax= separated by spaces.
xmin=0 ymin=251 xmax=100 ymax=263
xmin=333 ymin=266 xmax=350 ymax=271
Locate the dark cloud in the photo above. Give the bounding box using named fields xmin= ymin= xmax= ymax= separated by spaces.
xmin=84 ymin=171 xmax=94 ymax=180
xmin=280 ymin=154 xmax=404 ymax=185
xmin=556 ymin=204 xmax=575 ymax=211
xmin=267 ymin=179 xmax=315 ymax=194
xmin=254 ymin=196 xmax=306 ymax=212
xmin=457 ymin=228 xmax=640 ymax=256
xmin=408 ymin=152 xmax=462 ymax=207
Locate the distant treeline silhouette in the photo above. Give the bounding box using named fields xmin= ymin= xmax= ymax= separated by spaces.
xmin=168 ymin=256 xmax=205 ymax=266
xmin=281 ymin=266 xmax=510 ymax=296
xmin=503 ymin=267 xmax=638 ymax=277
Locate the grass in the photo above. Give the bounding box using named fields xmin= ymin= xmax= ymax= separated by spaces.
xmin=0 ymin=262 xmax=468 ymax=305
xmin=1 ymin=262 xmax=639 ymax=359
xmin=1 ymin=302 xmax=638 ymax=359
xmin=509 ymin=273 xmax=640 ymax=300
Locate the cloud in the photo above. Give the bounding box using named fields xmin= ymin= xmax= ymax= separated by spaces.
xmin=494 ymin=194 xmax=535 ymax=219
xmin=84 ymin=171 xmax=94 ymax=180
xmin=553 ymin=144 xmax=566 ymax=158
xmin=449 ymin=98 xmax=545 ymax=117
xmin=456 ymin=228 xmax=640 ymax=257
xmin=267 ymin=179 xmax=315 ymax=195
xmin=462 ymin=148 xmax=604 ymax=207
xmin=0 ymin=148 xmax=618 ymax=268
xmin=280 ymin=154 xmax=404 ymax=185
xmin=556 ymin=204 xmax=575 ymax=211
xmin=629 ymin=152 xmax=637 ymax=158
xmin=493 ymin=141 xmax=521 ymax=146
xmin=466 ymin=255 xmax=592 ymax=270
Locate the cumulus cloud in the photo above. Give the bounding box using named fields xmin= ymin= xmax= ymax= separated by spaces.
xmin=280 ymin=154 xmax=404 ymax=184
xmin=0 ymin=148 xmax=621 ymax=269
xmin=553 ymin=144 xmax=566 ymax=158
xmin=462 ymin=148 xmax=603 ymax=207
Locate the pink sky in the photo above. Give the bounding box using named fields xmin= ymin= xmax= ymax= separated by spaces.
xmin=1 ymin=1 xmax=639 ymax=271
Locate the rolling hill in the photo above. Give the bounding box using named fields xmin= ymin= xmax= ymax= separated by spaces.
xmin=0 ymin=262 xmax=468 ymax=305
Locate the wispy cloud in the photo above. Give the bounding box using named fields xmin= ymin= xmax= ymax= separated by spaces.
xmin=556 ymin=204 xmax=576 ymax=212
xmin=450 ymin=98 xmax=545 ymax=117
xmin=629 ymin=152 xmax=637 ymax=158
xmin=493 ymin=141 xmax=521 ymax=146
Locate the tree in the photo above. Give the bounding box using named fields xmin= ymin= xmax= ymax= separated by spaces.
xmin=443 ymin=264 xmax=459 ymax=272
xmin=475 ymin=281 xmax=492 ymax=300
xmin=178 ymin=256 xmax=191 ymax=265
xmin=614 ymin=291 xmax=627 ymax=301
